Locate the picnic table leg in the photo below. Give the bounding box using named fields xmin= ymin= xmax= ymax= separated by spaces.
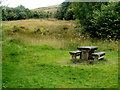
xmin=80 ymin=52 xmax=82 ymax=59
xmin=89 ymin=50 xmax=95 ymax=59
xmin=72 ymin=54 xmax=76 ymax=60
xmin=92 ymin=56 xmax=98 ymax=63
xmin=81 ymin=50 xmax=89 ymax=60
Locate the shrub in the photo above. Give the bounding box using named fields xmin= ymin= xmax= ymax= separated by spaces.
xmin=88 ymin=2 xmax=120 ymax=39
xmin=72 ymin=2 xmax=119 ymax=39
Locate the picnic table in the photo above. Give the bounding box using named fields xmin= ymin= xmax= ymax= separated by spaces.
xmin=77 ymin=46 xmax=98 ymax=60
xmin=69 ymin=46 xmax=106 ymax=62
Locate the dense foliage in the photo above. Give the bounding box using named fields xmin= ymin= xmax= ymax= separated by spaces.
xmin=56 ymin=2 xmax=120 ymax=39
xmin=89 ymin=2 xmax=120 ymax=39
xmin=55 ymin=2 xmax=74 ymax=20
xmin=72 ymin=2 xmax=119 ymax=39
xmin=2 ymin=5 xmax=53 ymax=21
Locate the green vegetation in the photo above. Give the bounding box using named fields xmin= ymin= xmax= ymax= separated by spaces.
xmin=2 ymin=5 xmax=32 ymax=20
xmin=2 ymin=19 xmax=118 ymax=88
xmin=72 ymin=2 xmax=120 ymax=39
xmin=55 ymin=2 xmax=120 ymax=39
xmin=55 ymin=2 xmax=74 ymax=20
xmin=2 ymin=5 xmax=54 ymax=21
xmin=1 ymin=1 xmax=119 ymax=88
xmin=2 ymin=2 xmax=120 ymax=39
xmin=32 ymin=4 xmax=60 ymax=12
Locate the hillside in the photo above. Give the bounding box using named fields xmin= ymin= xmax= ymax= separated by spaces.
xmin=31 ymin=4 xmax=60 ymax=13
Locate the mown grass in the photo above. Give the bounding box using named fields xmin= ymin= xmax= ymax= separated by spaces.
xmin=2 ymin=19 xmax=118 ymax=88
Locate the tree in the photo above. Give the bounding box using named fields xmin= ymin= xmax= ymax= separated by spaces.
xmin=72 ymin=2 xmax=106 ymax=27
xmin=71 ymin=2 xmax=120 ymax=39
xmin=15 ymin=5 xmax=28 ymax=19
xmin=55 ymin=2 xmax=74 ymax=20
xmin=89 ymin=2 xmax=120 ymax=39
xmin=2 ymin=5 xmax=33 ymax=20
xmin=2 ymin=7 xmax=8 ymax=21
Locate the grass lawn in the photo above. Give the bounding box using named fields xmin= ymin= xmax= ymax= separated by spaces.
xmin=2 ymin=41 xmax=118 ymax=88
xmin=2 ymin=19 xmax=118 ymax=88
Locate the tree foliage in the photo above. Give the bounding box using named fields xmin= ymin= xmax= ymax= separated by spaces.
xmin=88 ymin=2 xmax=120 ymax=39
xmin=55 ymin=2 xmax=74 ymax=20
xmin=2 ymin=5 xmax=54 ymax=21
xmin=55 ymin=1 xmax=119 ymax=39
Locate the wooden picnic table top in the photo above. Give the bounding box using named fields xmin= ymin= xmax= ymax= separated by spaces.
xmin=77 ymin=46 xmax=98 ymax=50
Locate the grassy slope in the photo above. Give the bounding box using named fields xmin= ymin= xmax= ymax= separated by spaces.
xmin=31 ymin=5 xmax=60 ymax=13
xmin=2 ymin=19 xmax=118 ymax=88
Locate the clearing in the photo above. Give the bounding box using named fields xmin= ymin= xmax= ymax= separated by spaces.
xmin=2 ymin=19 xmax=118 ymax=88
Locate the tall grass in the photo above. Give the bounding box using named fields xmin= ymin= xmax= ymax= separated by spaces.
xmin=3 ymin=19 xmax=118 ymax=51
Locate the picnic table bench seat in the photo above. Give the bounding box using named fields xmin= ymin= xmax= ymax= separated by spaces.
xmin=92 ymin=52 xmax=106 ymax=60
xmin=69 ymin=51 xmax=81 ymax=60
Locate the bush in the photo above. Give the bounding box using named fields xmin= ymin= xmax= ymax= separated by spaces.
xmin=88 ymin=2 xmax=120 ymax=39
xmin=72 ymin=2 xmax=119 ymax=39
xmin=1 ymin=5 xmax=54 ymax=21
xmin=55 ymin=2 xmax=74 ymax=20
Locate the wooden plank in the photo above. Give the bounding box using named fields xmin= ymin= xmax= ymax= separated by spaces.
xmin=98 ymin=56 xmax=104 ymax=60
xmin=69 ymin=51 xmax=81 ymax=55
xmin=77 ymin=46 xmax=98 ymax=50
xmin=92 ymin=52 xmax=106 ymax=56
xmin=69 ymin=51 xmax=81 ymax=60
